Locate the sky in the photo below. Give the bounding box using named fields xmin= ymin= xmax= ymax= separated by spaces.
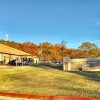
xmin=0 ymin=0 xmax=100 ymax=48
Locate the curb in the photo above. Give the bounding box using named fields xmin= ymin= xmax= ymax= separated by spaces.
xmin=0 ymin=92 xmax=99 ymax=100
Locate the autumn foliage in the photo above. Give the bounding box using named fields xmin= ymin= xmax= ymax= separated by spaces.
xmin=0 ymin=40 xmax=100 ymax=61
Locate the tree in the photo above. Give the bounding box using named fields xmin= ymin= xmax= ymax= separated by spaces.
xmin=88 ymin=48 xmax=100 ymax=58
xmin=38 ymin=42 xmax=52 ymax=61
xmin=79 ymin=42 xmax=98 ymax=51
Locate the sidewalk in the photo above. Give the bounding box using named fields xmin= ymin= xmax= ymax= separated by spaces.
xmin=0 ymin=96 xmax=34 ymax=100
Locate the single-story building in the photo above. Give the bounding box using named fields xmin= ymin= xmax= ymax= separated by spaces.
xmin=63 ymin=57 xmax=100 ymax=71
xmin=0 ymin=43 xmax=39 ymax=65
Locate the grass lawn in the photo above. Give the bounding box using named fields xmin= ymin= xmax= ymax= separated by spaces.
xmin=0 ymin=64 xmax=100 ymax=98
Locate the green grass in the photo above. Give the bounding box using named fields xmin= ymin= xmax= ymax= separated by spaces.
xmin=0 ymin=64 xmax=100 ymax=98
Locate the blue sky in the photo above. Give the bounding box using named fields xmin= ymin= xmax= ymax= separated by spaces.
xmin=0 ymin=0 xmax=100 ymax=48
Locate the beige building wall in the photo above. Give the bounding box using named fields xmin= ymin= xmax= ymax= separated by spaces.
xmin=63 ymin=58 xmax=100 ymax=71
xmin=33 ymin=57 xmax=39 ymax=63
xmin=0 ymin=53 xmax=2 ymax=61
xmin=1 ymin=54 xmax=10 ymax=64
xmin=27 ymin=56 xmax=39 ymax=64
xmin=11 ymin=55 xmax=21 ymax=60
xmin=0 ymin=53 xmax=22 ymax=64
xmin=0 ymin=53 xmax=39 ymax=65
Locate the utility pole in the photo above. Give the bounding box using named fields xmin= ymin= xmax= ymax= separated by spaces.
xmin=39 ymin=43 xmax=43 ymax=62
xmin=61 ymin=40 xmax=67 ymax=61
xmin=40 ymin=43 xmax=43 ymax=60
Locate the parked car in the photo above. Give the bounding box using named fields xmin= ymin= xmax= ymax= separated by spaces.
xmin=9 ymin=60 xmax=16 ymax=66
xmin=52 ymin=61 xmax=62 ymax=64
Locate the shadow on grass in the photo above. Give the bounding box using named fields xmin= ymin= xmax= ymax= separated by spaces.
xmin=68 ymin=71 xmax=100 ymax=82
xmin=32 ymin=63 xmax=63 ymax=70
xmin=53 ymin=85 xmax=100 ymax=97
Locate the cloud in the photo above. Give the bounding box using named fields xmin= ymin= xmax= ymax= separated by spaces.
xmin=95 ymin=22 xmax=100 ymax=26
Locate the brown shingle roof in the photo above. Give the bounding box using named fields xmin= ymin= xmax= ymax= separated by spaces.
xmin=0 ymin=43 xmax=31 ymax=56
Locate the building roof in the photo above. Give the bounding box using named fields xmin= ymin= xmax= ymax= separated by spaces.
xmin=0 ymin=43 xmax=31 ymax=56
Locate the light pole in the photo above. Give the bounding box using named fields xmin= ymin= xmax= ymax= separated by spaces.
xmin=61 ymin=40 xmax=67 ymax=61
xmin=38 ymin=43 xmax=43 ymax=62
xmin=40 ymin=43 xmax=43 ymax=61
xmin=4 ymin=33 xmax=9 ymax=41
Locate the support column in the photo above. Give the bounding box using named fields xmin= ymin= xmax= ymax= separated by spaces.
xmin=16 ymin=58 xmax=17 ymax=66
xmin=0 ymin=53 xmax=2 ymax=65
xmin=63 ymin=58 xmax=66 ymax=70
xmin=22 ymin=58 xmax=23 ymax=66
xmin=0 ymin=53 xmax=2 ymax=61
xmin=9 ymin=55 xmax=11 ymax=62
xmin=68 ymin=62 xmax=71 ymax=71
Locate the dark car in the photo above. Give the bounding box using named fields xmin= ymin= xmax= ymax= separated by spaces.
xmin=9 ymin=60 xmax=16 ymax=66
